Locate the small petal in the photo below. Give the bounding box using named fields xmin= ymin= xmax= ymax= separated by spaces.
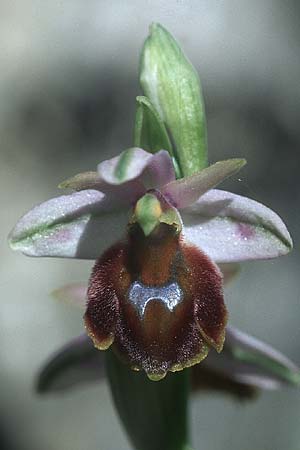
xmin=98 ymin=147 xmax=175 ymax=190
xmin=36 ymin=335 xmax=105 ymax=393
xmin=58 ymin=171 xmax=101 ymax=191
xmin=52 ymin=283 xmax=87 ymax=309
xmin=182 ymin=189 xmax=292 ymax=262
xmin=201 ymin=326 xmax=300 ymax=389
xmin=59 ymin=148 xmax=175 ymax=207
xmin=162 ymin=159 xmax=246 ymax=209
xmin=9 ymin=190 xmax=128 ymax=259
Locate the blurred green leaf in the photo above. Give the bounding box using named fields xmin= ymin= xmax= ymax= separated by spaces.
xmin=106 ymin=351 xmax=189 ymax=450
xmin=233 ymin=347 xmax=300 ymax=386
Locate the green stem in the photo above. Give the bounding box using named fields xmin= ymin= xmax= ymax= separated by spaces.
xmin=106 ymin=351 xmax=190 ymax=450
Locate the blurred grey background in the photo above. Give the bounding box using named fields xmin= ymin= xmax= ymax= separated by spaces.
xmin=1 ymin=1 xmax=300 ymax=449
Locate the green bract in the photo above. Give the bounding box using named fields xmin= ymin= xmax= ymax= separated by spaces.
xmin=140 ymin=23 xmax=207 ymax=176
xmin=134 ymin=95 xmax=182 ymax=179
xmin=134 ymin=96 xmax=173 ymax=156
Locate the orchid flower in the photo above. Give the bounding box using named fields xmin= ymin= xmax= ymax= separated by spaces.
xmin=9 ymin=147 xmax=292 ymax=381
xmin=8 ymin=22 xmax=298 ymax=450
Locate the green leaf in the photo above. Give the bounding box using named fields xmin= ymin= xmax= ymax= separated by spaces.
xmin=106 ymin=351 xmax=189 ymax=450
xmin=140 ymin=23 xmax=208 ymax=176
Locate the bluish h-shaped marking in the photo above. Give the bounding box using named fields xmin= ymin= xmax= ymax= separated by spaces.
xmin=128 ymin=280 xmax=183 ymax=318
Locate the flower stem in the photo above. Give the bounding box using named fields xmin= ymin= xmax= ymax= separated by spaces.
xmin=106 ymin=351 xmax=190 ymax=450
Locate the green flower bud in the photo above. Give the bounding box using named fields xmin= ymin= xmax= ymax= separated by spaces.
xmin=140 ymin=23 xmax=208 ymax=176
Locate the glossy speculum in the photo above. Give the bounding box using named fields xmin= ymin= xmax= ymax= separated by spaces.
xmin=85 ymin=223 xmax=227 ymax=380
xmin=128 ymin=280 xmax=183 ymax=318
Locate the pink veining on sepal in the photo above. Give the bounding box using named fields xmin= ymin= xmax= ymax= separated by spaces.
xmin=181 ymin=189 xmax=292 ymax=262
xmin=9 ymin=190 xmax=129 ymax=259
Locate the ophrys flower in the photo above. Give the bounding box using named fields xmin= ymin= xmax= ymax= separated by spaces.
xmin=9 ymin=147 xmax=292 ymax=380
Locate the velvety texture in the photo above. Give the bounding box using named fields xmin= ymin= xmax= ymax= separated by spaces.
xmin=85 ymin=223 xmax=227 ymax=380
